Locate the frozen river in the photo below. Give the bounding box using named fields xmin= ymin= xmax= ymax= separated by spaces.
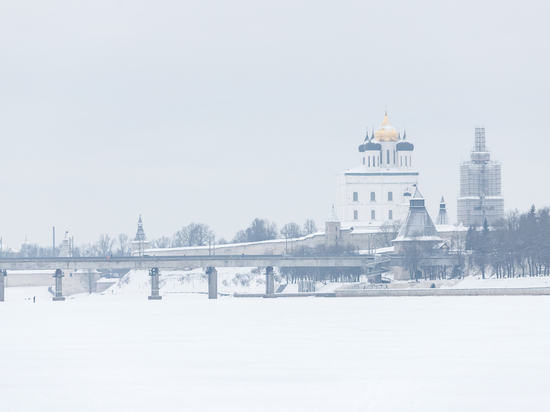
xmin=1 ymin=290 xmax=549 ymax=411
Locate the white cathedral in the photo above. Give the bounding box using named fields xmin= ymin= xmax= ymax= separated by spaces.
xmin=336 ymin=111 xmax=419 ymax=226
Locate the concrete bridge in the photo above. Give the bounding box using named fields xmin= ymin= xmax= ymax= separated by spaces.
xmin=0 ymin=255 xmax=379 ymax=271
xmin=0 ymin=254 xmax=383 ymax=301
xmin=0 ymin=253 xmax=459 ymax=301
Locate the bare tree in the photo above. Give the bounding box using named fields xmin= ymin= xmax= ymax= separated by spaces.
xmin=378 ymin=220 xmax=401 ymax=247
xmin=450 ymin=229 xmax=466 ymax=254
xmin=474 ymin=219 xmax=491 ymax=279
xmin=173 ymin=223 xmax=213 ymax=247
xmin=116 ymin=233 xmax=131 ymax=256
xmin=401 ymin=235 xmax=433 ymax=280
xmin=97 ymin=234 xmax=115 ymax=257
xmin=78 ymin=242 xmax=98 ymax=257
xmin=20 ymin=243 xmax=39 ymax=257
xmin=232 ymin=218 xmax=278 ymax=243
xmin=281 ymin=222 xmax=302 ymax=239
xmin=303 ymin=219 xmax=318 ymax=235
xmin=152 ymin=236 xmax=172 ymax=249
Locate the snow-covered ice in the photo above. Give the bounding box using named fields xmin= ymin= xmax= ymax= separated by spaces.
xmin=1 ymin=289 xmax=550 ymax=411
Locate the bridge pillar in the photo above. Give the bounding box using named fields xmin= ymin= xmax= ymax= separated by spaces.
xmin=53 ymin=269 xmax=65 ymax=301
xmin=0 ymin=269 xmax=5 ymax=302
xmin=206 ymin=267 xmax=217 ymax=299
xmin=148 ymin=268 xmax=162 ymax=300
xmin=265 ymin=266 xmax=274 ymax=296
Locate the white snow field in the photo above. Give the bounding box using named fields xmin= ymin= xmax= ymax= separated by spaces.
xmin=1 ymin=292 xmax=550 ymax=411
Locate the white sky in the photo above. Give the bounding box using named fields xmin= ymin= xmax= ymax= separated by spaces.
xmin=1 ymin=1 xmax=549 ymax=247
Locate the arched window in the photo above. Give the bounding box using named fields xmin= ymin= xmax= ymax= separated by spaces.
xmin=353 ymin=210 xmax=358 ymax=220
xmin=371 ymin=210 xmax=375 ymax=220
xmin=363 ymin=157 xmax=365 ymax=165
xmin=368 ymin=156 xmax=371 ymax=167
xmin=389 ymin=210 xmax=393 ymax=220
xmin=387 ymin=150 xmax=390 ymax=164
xmin=353 ymin=192 xmax=358 ymax=202
xmin=370 ymin=192 xmax=376 ymax=201
xmin=388 ymin=191 xmax=393 ymax=201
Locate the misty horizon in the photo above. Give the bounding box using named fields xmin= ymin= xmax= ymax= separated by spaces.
xmin=1 ymin=1 xmax=549 ymax=248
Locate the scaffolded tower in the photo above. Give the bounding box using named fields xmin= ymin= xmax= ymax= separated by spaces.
xmin=457 ymin=127 xmax=504 ymax=227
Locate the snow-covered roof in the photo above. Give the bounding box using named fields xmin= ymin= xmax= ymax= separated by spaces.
xmin=339 ymin=165 xmax=419 ymax=175
xmin=393 ymin=188 xmax=442 ymax=243
xmin=326 ymin=205 xmax=339 ymax=223
xmin=435 ymin=224 xmax=468 ymax=233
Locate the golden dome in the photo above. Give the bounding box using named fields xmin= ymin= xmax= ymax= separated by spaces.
xmin=374 ymin=111 xmax=398 ymax=142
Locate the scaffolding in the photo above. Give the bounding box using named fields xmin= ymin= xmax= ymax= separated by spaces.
xmin=457 ymin=127 xmax=504 ymax=227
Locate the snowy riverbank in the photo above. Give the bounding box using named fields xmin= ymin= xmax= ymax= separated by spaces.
xmin=1 ymin=292 xmax=550 ymax=411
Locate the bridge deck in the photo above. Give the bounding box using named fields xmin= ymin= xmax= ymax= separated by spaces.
xmin=0 ymin=255 xmax=379 ymax=271
xmin=0 ymin=253 xmax=458 ymax=271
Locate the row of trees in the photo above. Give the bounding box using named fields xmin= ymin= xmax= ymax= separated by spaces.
xmin=280 ymin=266 xmax=363 ymax=284
xmin=15 ymin=233 xmax=132 ymax=258
xmin=229 ymin=218 xmax=318 ymax=244
xmin=280 ymin=243 xmax=362 ymax=283
xmin=152 ymin=222 xmax=214 ymax=249
xmin=8 ymin=217 xmax=319 ymax=257
xmin=150 ymin=218 xmax=318 ymax=248
xmin=76 ymin=233 xmax=132 ymax=257
xmin=466 ymin=205 xmax=550 ymax=278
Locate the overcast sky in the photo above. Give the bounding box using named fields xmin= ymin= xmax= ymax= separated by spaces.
xmin=1 ymin=1 xmax=549 ymax=248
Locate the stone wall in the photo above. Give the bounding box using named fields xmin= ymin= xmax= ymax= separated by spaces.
xmin=144 ymin=233 xmax=329 ymax=257
xmin=142 ymin=227 xmax=422 ymax=257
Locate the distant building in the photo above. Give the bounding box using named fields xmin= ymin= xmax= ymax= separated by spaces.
xmin=324 ymin=205 xmax=341 ymax=244
xmin=435 ymin=197 xmax=450 ymax=226
xmin=336 ymin=111 xmax=419 ymax=226
xmin=58 ymin=232 xmax=71 ymax=257
xmin=392 ymin=188 xmax=445 ymax=280
xmin=131 ymin=215 xmax=151 ymax=256
xmin=457 ymin=127 xmax=504 ymax=226
xmin=393 ymin=188 xmax=442 ymax=253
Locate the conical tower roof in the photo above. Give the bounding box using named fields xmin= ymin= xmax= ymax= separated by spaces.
xmin=436 ymin=196 xmax=450 ymax=225
xmin=326 ymin=205 xmax=340 ymax=223
xmin=394 ymin=188 xmax=441 ymax=242
xmin=133 ymin=215 xmax=147 ymax=242
xmin=58 ymin=231 xmax=70 ymax=257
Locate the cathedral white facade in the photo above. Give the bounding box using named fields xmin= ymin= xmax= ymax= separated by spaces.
xmin=336 ymin=112 xmax=419 ymax=225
